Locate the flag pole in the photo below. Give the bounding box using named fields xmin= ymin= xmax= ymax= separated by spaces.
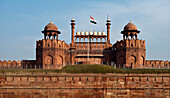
xmin=88 ymin=34 xmax=89 ymax=62
xmin=88 ymin=18 xmax=92 ymax=62
xmin=88 ymin=16 xmax=96 ymax=63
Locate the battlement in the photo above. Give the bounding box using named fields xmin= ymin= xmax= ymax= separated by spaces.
xmin=36 ymin=39 xmax=69 ymax=50
xmin=74 ymin=31 xmax=107 ymax=43
xmin=0 ymin=60 xmax=21 ymax=68
xmin=75 ymin=31 xmax=106 ymax=36
xmin=146 ymin=60 xmax=170 ymax=68
xmin=115 ymin=39 xmax=145 ymax=49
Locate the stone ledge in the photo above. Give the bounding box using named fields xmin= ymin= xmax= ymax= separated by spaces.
xmin=0 ymin=87 xmax=170 ymax=89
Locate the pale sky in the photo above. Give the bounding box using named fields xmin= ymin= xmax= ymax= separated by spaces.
xmin=0 ymin=0 xmax=170 ymax=61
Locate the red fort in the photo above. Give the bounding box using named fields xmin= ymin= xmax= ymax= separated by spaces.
xmin=0 ymin=18 xmax=169 ymax=69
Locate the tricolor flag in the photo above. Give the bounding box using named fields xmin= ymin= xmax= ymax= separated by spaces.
xmin=90 ymin=16 xmax=97 ymax=24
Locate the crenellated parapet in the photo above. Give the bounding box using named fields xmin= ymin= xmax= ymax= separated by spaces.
xmin=0 ymin=60 xmax=21 ymax=68
xmin=115 ymin=39 xmax=145 ymax=49
xmin=146 ymin=60 xmax=170 ymax=69
xmin=126 ymin=39 xmax=145 ymax=48
xmin=75 ymin=31 xmax=106 ymax=41
xmin=36 ymin=39 xmax=69 ymax=50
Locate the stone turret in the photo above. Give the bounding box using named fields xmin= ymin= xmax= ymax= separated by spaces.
xmin=114 ymin=21 xmax=146 ymax=68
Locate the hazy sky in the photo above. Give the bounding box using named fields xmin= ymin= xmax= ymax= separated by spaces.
xmin=0 ymin=0 xmax=170 ymax=61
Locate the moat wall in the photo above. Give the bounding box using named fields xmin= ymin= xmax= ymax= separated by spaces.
xmin=0 ymin=73 xmax=170 ymax=97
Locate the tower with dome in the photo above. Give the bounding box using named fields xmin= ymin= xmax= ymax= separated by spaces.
xmin=113 ymin=21 xmax=146 ymax=68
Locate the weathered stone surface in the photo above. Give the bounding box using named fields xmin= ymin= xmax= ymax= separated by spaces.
xmin=0 ymin=73 xmax=169 ymax=97
xmin=6 ymin=77 xmax=13 ymax=81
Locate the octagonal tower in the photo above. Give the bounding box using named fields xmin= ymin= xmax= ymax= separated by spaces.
xmin=36 ymin=21 xmax=68 ymax=69
xmin=113 ymin=21 xmax=146 ymax=68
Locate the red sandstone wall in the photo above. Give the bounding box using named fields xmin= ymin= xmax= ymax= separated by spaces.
xmin=0 ymin=60 xmax=21 ymax=69
xmin=0 ymin=73 xmax=169 ymax=97
xmin=0 ymin=73 xmax=169 ymax=89
xmin=146 ymin=60 xmax=170 ymax=69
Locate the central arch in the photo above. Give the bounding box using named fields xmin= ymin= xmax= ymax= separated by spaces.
xmin=129 ymin=55 xmax=136 ymax=68
xmin=45 ymin=55 xmax=53 ymax=65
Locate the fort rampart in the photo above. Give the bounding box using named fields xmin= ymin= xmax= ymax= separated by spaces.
xmin=0 ymin=60 xmax=169 ymax=69
xmin=0 ymin=73 xmax=169 ymax=97
xmin=1 ymin=73 xmax=169 ymax=89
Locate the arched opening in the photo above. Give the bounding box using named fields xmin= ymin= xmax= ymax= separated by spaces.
xmin=135 ymin=34 xmax=137 ymax=39
xmin=85 ymin=38 xmax=88 ymax=42
xmin=129 ymin=55 xmax=136 ymax=68
xmin=45 ymin=55 xmax=53 ymax=65
xmin=125 ymin=33 xmax=128 ymax=39
xmin=81 ymin=43 xmax=83 ymax=50
xmin=130 ymin=33 xmax=133 ymax=39
xmin=139 ymin=56 xmax=144 ymax=65
xmin=152 ymin=64 xmax=154 ymax=67
xmin=56 ymin=55 xmax=63 ymax=65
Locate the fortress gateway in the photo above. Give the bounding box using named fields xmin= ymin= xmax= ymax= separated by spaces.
xmin=0 ymin=18 xmax=169 ymax=69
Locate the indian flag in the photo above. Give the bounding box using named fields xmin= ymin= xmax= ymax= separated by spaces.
xmin=90 ymin=16 xmax=97 ymax=24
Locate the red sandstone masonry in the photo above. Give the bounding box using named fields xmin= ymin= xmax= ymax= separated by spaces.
xmin=0 ymin=73 xmax=169 ymax=89
xmin=0 ymin=73 xmax=169 ymax=97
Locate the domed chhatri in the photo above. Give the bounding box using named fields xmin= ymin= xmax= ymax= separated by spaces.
xmin=42 ymin=21 xmax=61 ymax=40
xmin=121 ymin=21 xmax=140 ymax=40
xmin=44 ymin=21 xmax=58 ymax=31
xmin=124 ymin=21 xmax=138 ymax=31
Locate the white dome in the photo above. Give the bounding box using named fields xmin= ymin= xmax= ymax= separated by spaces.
xmin=76 ymin=31 xmax=80 ymax=35
xmin=85 ymin=31 xmax=89 ymax=35
xmin=93 ymin=31 xmax=97 ymax=35
xmin=81 ymin=31 xmax=84 ymax=35
xmin=89 ymin=31 xmax=93 ymax=35
xmin=98 ymin=31 xmax=101 ymax=35
xmin=102 ymin=31 xmax=105 ymax=35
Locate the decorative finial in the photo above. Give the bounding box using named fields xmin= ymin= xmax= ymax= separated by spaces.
xmin=71 ymin=17 xmax=75 ymax=22
xmin=107 ymin=14 xmax=111 ymax=22
xmin=106 ymin=14 xmax=111 ymax=22
xmin=129 ymin=20 xmax=132 ymax=23
xmin=50 ymin=20 xmax=53 ymax=23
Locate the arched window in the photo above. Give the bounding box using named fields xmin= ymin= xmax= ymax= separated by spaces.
xmin=45 ymin=55 xmax=53 ymax=65
xmin=152 ymin=64 xmax=154 ymax=67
